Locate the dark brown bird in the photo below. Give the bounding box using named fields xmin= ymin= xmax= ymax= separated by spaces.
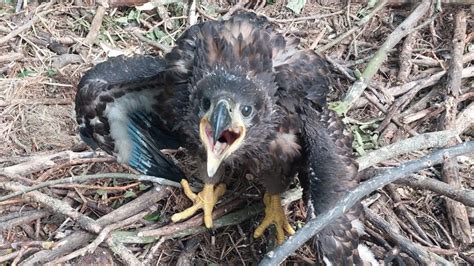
xmin=75 ymin=12 xmax=376 ymax=265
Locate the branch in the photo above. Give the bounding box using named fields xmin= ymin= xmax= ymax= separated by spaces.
xmin=364 ymin=207 xmax=453 ymax=265
xmin=84 ymin=5 xmax=106 ymax=45
xmin=49 ymin=211 xmax=148 ymax=264
xmin=440 ymin=8 xmax=471 ymax=245
xmin=357 ymin=130 xmax=457 ymax=170
xmin=259 ymin=141 xmax=474 ymax=265
xmin=0 ymin=151 xmax=104 ymax=178
xmin=318 ymin=1 xmax=388 ymax=52
xmin=386 ymin=66 xmax=474 ymax=97
xmin=0 ymin=173 xmax=182 ymax=202
xmin=396 ymin=174 xmax=474 ymax=207
xmin=0 ymin=1 xmax=55 ymax=45
xmin=0 ymin=181 xmax=102 ymax=234
xmin=341 ymin=0 xmax=432 ymax=113
xmin=106 ymin=236 xmax=141 ymax=265
xmin=21 ymin=187 xmax=170 ymax=265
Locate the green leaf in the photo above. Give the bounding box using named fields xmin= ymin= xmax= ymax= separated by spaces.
xmin=286 ymin=0 xmax=306 ymax=14
xmin=96 ymin=189 xmax=108 ymax=201
xmin=328 ymin=101 xmax=349 ymax=116
xmin=46 ymin=68 xmax=57 ymax=77
xmin=139 ymin=184 xmax=151 ymax=191
xmin=114 ymin=16 xmax=129 ymax=24
xmin=143 ymin=212 xmax=161 ymax=222
xmin=17 ymin=69 xmax=36 ymax=78
xmin=124 ymin=190 xmax=137 ymax=198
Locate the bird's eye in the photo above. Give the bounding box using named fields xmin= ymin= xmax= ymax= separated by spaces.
xmin=241 ymin=105 xmax=253 ymax=117
xmin=201 ymin=98 xmax=211 ymax=111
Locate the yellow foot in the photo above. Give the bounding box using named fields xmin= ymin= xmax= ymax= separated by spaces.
xmin=253 ymin=193 xmax=295 ymax=244
xmin=171 ymin=179 xmax=226 ymax=228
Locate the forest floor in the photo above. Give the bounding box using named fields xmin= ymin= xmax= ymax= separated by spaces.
xmin=0 ymin=0 xmax=473 ymax=265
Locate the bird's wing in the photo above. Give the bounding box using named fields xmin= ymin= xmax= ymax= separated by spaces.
xmin=274 ymin=49 xmax=374 ymax=264
xmin=274 ymin=50 xmax=331 ymax=110
xmin=300 ymin=104 xmax=374 ymax=265
xmin=75 ymin=55 xmax=185 ymax=181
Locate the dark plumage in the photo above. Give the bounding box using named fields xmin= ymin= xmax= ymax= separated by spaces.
xmin=75 ymin=12 xmax=375 ymax=265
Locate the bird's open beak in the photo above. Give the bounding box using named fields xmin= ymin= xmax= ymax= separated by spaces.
xmin=200 ymin=100 xmax=246 ymax=177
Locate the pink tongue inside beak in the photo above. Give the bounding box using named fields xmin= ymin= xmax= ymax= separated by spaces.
xmin=206 ymin=127 xmax=240 ymax=154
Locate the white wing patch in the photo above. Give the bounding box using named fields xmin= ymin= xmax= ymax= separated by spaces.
xmin=104 ymin=89 xmax=159 ymax=163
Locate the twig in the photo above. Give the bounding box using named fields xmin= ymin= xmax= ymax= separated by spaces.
xmin=0 ymin=251 xmax=20 ymax=263
xmin=112 ymin=188 xmax=302 ymax=244
xmin=0 ymin=1 xmax=55 ymax=45
xmin=0 ymin=52 xmax=23 ymax=63
xmin=49 ymin=211 xmax=148 ymax=264
xmin=131 ymin=29 xmax=171 ymax=53
xmin=364 ymin=207 xmax=452 ymax=265
xmin=11 ymin=247 xmax=31 ymax=266
xmin=84 ymin=5 xmax=106 ymax=45
xmin=106 ymin=235 xmax=141 ymax=265
xmin=259 ymin=141 xmax=474 ymax=265
xmin=36 ymin=157 xmax=116 ymax=182
xmin=0 ymin=151 xmax=103 ymax=178
xmin=0 ymin=173 xmax=182 ymax=202
xmin=440 ymin=8 xmax=471 ymax=245
xmin=318 ymin=1 xmax=388 ymax=52
xmin=396 ymin=174 xmax=474 ymax=207
xmin=0 ymin=210 xmax=50 ymax=232
xmin=387 ymin=65 xmax=474 ymax=98
xmin=386 ymin=184 xmax=433 ymax=244
xmin=272 ymin=11 xmax=344 ymax=23
xmin=397 ymin=31 xmax=417 ymax=83
xmin=0 ymin=99 xmax=73 ymax=107
xmin=21 ymin=187 xmax=170 ymax=264
xmin=188 ymin=0 xmax=198 ymax=26
xmin=341 ymin=0 xmax=432 ymax=113
xmin=222 ymin=0 xmax=248 ymax=20
xmin=0 ymin=181 xmax=102 ymax=234
xmin=139 ymin=198 xmax=245 ymax=237
xmin=357 ymin=130 xmax=457 ymax=170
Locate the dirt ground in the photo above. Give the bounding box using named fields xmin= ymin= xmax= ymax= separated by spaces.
xmin=0 ymin=0 xmax=473 ymax=265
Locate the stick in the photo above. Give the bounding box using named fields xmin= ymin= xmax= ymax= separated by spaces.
xmin=341 ymin=0 xmax=432 ymax=113
xmin=396 ymin=174 xmax=474 ymax=207
xmin=21 ymin=187 xmax=170 ymax=264
xmin=0 ymin=151 xmax=102 ymax=178
xmin=0 ymin=52 xmax=23 ymax=63
xmin=84 ymin=5 xmax=106 ymax=45
xmin=139 ymin=198 xmax=245 ymax=237
xmin=259 ymin=141 xmax=474 ymax=265
xmin=106 ymin=236 xmax=141 ymax=265
xmin=357 ymin=130 xmax=457 ymax=170
xmin=318 ymin=1 xmax=388 ymax=52
xmin=113 ymin=188 xmax=302 ymax=243
xmin=397 ymin=31 xmax=417 ymax=83
xmin=0 ymin=173 xmax=182 ymax=202
xmin=440 ymin=9 xmax=471 ymax=245
xmin=187 ymin=0 xmax=198 ymax=26
xmin=0 ymin=1 xmax=55 ymax=45
xmin=364 ymin=207 xmax=453 ymax=265
xmin=131 ymin=29 xmax=171 ymax=53
xmin=49 ymin=211 xmax=148 ymax=264
xmin=0 ymin=181 xmax=102 ymax=234
xmin=0 ymin=210 xmax=50 ymax=232
xmin=386 ymin=66 xmax=474 ymax=97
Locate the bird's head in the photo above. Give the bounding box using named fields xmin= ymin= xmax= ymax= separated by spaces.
xmin=192 ymin=69 xmax=275 ymax=177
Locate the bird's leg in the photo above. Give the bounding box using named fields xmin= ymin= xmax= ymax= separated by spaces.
xmin=171 ymin=179 xmax=226 ymax=228
xmin=253 ymin=193 xmax=295 ymax=244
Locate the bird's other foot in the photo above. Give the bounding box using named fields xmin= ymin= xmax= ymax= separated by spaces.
xmin=171 ymin=179 xmax=226 ymax=228
xmin=253 ymin=193 xmax=295 ymax=244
